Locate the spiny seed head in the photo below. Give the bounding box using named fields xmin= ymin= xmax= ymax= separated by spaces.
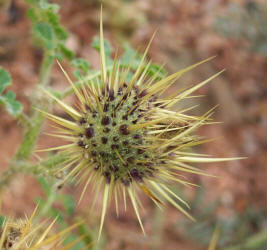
xmin=40 ymin=10 xmax=241 ymax=239
xmin=0 ymin=207 xmax=80 ymax=249
xmin=74 ymin=83 xmax=156 ymax=185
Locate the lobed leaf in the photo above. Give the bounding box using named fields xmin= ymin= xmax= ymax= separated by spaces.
xmin=0 ymin=68 xmax=22 ymax=117
xmin=0 ymin=67 xmax=12 ymax=94
xmin=34 ymin=22 xmax=54 ymax=49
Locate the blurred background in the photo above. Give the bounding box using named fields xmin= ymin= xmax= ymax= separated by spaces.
xmin=0 ymin=0 xmax=267 ymax=249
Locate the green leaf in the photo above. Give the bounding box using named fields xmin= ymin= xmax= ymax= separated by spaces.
xmin=46 ymin=11 xmax=59 ymax=26
xmin=120 ymin=44 xmax=141 ymax=69
xmin=25 ymin=0 xmax=39 ymax=6
xmin=38 ymin=177 xmax=51 ymax=197
xmin=0 ymin=216 xmax=5 ymax=227
xmin=58 ymin=44 xmax=75 ymax=60
xmin=73 ymin=70 xmax=82 ymax=79
xmin=71 ymin=58 xmax=90 ymax=73
xmin=0 ymin=91 xmax=23 ymax=117
xmin=54 ymin=26 xmax=68 ymax=41
xmin=63 ymin=233 xmax=86 ymax=249
xmin=92 ymin=37 xmax=113 ymax=67
xmin=0 ymin=67 xmax=12 ymax=94
xmin=61 ymin=195 xmax=75 ymax=216
xmin=34 ymin=197 xmax=45 ymax=210
xmin=49 ymin=208 xmax=64 ymax=223
xmin=92 ymin=36 xmax=113 ymax=57
xmin=77 ymin=223 xmax=94 ymax=247
xmin=34 ymin=22 xmax=54 ymax=49
xmin=42 ymin=3 xmax=59 ymax=12
xmin=26 ymin=8 xmax=39 ymax=23
xmin=147 ymin=63 xmax=167 ymax=80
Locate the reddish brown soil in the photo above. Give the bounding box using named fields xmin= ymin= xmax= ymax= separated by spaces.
xmin=0 ymin=1 xmax=266 ymax=249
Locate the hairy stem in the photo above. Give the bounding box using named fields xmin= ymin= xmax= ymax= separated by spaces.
xmin=0 ymin=153 xmax=68 ymax=189
xmin=15 ymin=52 xmax=54 ymax=160
xmin=0 ymin=52 xmax=54 ymax=191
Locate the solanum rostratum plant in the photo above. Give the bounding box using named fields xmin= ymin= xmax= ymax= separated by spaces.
xmin=38 ymin=9 xmax=242 ymax=239
xmin=0 ymin=0 xmax=242 ymax=245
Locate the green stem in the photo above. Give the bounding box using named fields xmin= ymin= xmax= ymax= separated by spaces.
xmin=0 ymin=153 xmax=68 ymax=189
xmin=38 ymin=188 xmax=57 ymax=217
xmin=0 ymin=52 xmax=54 ymax=191
xmin=15 ymin=52 xmax=53 ymax=160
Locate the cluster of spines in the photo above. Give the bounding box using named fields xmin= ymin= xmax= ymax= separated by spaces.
xmin=38 ymin=9 xmax=243 ymax=240
xmin=0 ymin=206 xmax=82 ymax=249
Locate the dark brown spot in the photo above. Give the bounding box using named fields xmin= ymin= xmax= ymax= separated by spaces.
xmin=103 ymin=171 xmax=111 ymax=183
xmin=112 ymin=121 xmax=117 ymax=126
xmin=119 ymin=124 xmax=129 ymax=135
xmin=103 ymin=103 xmax=109 ymax=112
xmin=111 ymin=144 xmax=119 ymax=150
xmin=127 ymin=157 xmax=134 ymax=164
xmin=91 ymin=140 xmax=97 ymax=147
xmin=137 ymin=149 xmax=145 ymax=154
xmin=85 ymin=104 xmax=91 ymax=111
xmin=79 ymin=118 xmax=86 ymax=124
xmin=118 ymin=87 xmax=123 ymax=95
xmin=77 ymin=141 xmax=85 ymax=147
xmin=101 ymin=116 xmax=110 ymax=125
xmin=122 ymin=179 xmax=130 ymax=186
xmin=138 ymin=90 xmax=147 ymax=98
xmin=122 ymin=115 xmax=128 ymax=120
xmin=145 ymin=162 xmax=153 ymax=167
xmin=133 ymin=134 xmax=141 ymax=139
xmin=85 ymin=127 xmax=94 ymax=139
xmin=113 ymin=136 xmax=119 ymax=142
xmin=91 ymin=151 xmax=97 ymax=157
xmin=132 ymin=119 xmax=138 ymax=124
xmin=100 ymin=151 xmax=105 ymax=157
xmin=109 ymin=164 xmax=118 ymax=172
xmin=109 ymin=91 xmax=115 ymax=101
xmin=101 ymin=137 xmax=108 ymax=144
xmin=145 ymin=170 xmax=153 ymax=177
xmin=103 ymin=127 xmax=110 ymax=133
xmin=130 ymin=169 xmax=143 ymax=182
